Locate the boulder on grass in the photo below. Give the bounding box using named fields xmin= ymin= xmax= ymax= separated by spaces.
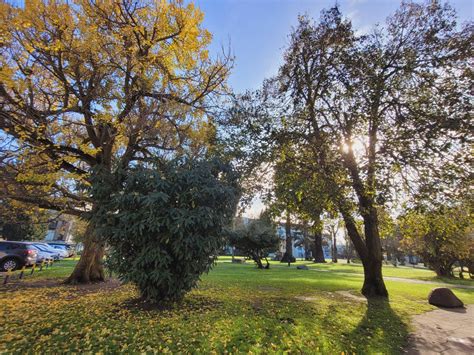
xmin=296 ymin=265 xmax=309 ymax=270
xmin=428 ymin=288 xmax=464 ymax=308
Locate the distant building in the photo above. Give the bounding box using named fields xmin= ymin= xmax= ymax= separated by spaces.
xmin=44 ymin=217 xmax=74 ymax=243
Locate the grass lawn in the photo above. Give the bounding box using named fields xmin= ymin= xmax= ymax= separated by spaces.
xmin=1 ymin=259 xmax=472 ymax=353
xmin=221 ymin=256 xmax=474 ymax=285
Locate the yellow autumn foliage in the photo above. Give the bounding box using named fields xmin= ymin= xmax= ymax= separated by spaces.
xmin=0 ymin=0 xmax=230 ymax=214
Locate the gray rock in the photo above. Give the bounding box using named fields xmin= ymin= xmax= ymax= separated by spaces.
xmin=296 ymin=265 xmax=309 ymax=270
xmin=428 ymin=288 xmax=464 ymax=308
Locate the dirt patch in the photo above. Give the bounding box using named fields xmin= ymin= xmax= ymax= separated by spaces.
xmin=295 ymin=291 xmax=366 ymax=303
xmin=0 ymin=279 xmax=63 ymax=292
xmin=406 ymin=304 xmax=474 ymax=354
xmin=71 ymin=278 xmax=122 ymax=295
xmin=335 ymin=290 xmax=367 ymax=303
xmin=295 ymin=295 xmax=319 ymax=302
xmin=121 ymin=294 xmax=223 ymax=313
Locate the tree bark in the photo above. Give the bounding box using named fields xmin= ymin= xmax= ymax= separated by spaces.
xmin=343 ymin=228 xmax=353 ymax=263
xmin=65 ymin=222 xmax=105 ymax=284
xmin=339 ymin=201 xmax=388 ymax=297
xmin=360 ymin=209 xmax=388 ymax=297
xmin=303 ymin=221 xmax=312 ymax=260
xmin=313 ymin=231 xmax=326 ymax=263
xmin=281 ymin=211 xmax=294 ymax=263
xmin=361 ymin=257 xmax=387 ymax=297
xmin=254 ymin=257 xmax=264 ymax=269
xmin=332 ymin=232 xmax=338 ymax=263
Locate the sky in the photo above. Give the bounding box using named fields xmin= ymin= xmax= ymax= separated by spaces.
xmin=195 ymin=0 xmax=473 ymax=93
xmin=193 ymin=0 xmax=473 ymax=218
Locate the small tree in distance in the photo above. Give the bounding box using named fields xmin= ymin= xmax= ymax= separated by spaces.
xmin=229 ymin=213 xmax=279 ymax=269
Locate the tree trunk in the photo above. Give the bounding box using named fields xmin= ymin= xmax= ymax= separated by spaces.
xmin=432 ymin=264 xmax=452 ymax=277
xmin=332 ymin=233 xmax=338 ymax=263
xmin=361 ymin=258 xmax=387 ymax=297
xmin=346 ymin=239 xmax=352 ymax=263
xmin=344 ymin=229 xmax=353 ymax=263
xmin=303 ymin=221 xmax=312 ymax=260
xmin=360 ymin=210 xmax=388 ymax=297
xmin=339 ymin=203 xmax=388 ymax=297
xmin=313 ymin=231 xmax=326 ymax=263
xmin=281 ymin=211 xmax=293 ymax=263
xmin=65 ymin=222 xmax=105 ymax=284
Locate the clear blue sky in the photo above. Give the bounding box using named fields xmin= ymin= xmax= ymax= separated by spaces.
xmin=195 ymin=0 xmax=473 ymax=93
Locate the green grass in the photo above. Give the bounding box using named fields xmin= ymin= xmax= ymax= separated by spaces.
xmin=1 ymin=259 xmax=472 ymax=353
xmin=223 ymin=256 xmax=474 ymax=285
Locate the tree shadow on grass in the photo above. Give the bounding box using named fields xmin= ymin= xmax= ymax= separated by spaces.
xmin=348 ymin=297 xmax=409 ymax=353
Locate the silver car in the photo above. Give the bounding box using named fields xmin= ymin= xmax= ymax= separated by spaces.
xmin=32 ymin=243 xmax=63 ymax=260
xmin=28 ymin=243 xmax=56 ymax=263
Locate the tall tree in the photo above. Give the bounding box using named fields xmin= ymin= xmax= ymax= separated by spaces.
xmin=228 ymin=2 xmax=472 ymax=297
xmin=0 ymin=0 xmax=230 ymax=283
xmin=279 ymin=3 xmax=471 ymax=296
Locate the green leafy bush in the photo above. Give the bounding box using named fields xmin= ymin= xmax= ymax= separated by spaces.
xmin=95 ymin=159 xmax=240 ymax=303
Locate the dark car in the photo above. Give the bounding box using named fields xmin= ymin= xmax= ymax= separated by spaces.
xmin=0 ymin=241 xmax=38 ymax=271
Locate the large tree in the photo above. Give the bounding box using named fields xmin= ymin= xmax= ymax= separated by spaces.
xmin=278 ymin=3 xmax=471 ymax=297
xmin=0 ymin=0 xmax=230 ymax=283
xmin=227 ymin=2 xmax=472 ymax=297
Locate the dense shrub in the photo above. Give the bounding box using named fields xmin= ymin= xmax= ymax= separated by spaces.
xmin=95 ymin=159 xmax=240 ymax=303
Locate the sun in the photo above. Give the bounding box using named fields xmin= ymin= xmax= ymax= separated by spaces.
xmin=341 ymin=137 xmax=367 ymax=159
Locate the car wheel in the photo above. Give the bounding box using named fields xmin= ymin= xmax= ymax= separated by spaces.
xmin=1 ymin=258 xmax=20 ymax=272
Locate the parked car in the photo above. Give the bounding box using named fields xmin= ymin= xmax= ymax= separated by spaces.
xmin=47 ymin=242 xmax=75 ymax=258
xmin=27 ymin=243 xmax=56 ymax=263
xmin=31 ymin=243 xmax=63 ymax=261
xmin=0 ymin=241 xmax=38 ymax=271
